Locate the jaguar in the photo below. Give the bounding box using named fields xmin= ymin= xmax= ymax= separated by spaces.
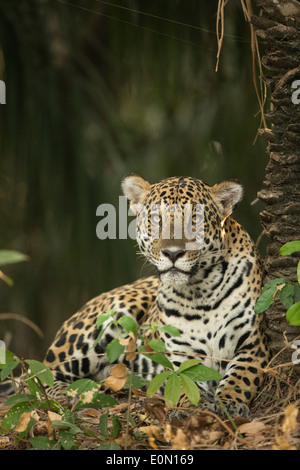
xmin=44 ymin=174 xmax=269 ymax=418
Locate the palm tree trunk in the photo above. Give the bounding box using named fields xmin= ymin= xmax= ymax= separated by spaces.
xmin=251 ymin=0 xmax=300 ymax=363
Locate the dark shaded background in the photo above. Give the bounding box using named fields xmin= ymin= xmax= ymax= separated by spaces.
xmin=0 ymin=0 xmax=267 ymax=360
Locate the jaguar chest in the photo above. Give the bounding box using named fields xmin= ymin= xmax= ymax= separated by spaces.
xmin=155 ymin=258 xmax=256 ymax=372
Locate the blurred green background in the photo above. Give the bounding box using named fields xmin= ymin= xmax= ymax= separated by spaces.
xmin=0 ymin=0 xmax=268 ymax=360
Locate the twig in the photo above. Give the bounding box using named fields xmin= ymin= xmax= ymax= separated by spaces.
xmin=124 ymin=359 xmax=135 ymax=450
xmin=0 ymin=424 xmax=30 ymax=444
xmin=0 ymin=313 xmax=44 ymax=338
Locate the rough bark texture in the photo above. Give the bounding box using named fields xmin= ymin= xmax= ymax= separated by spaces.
xmin=252 ymin=0 xmax=300 ymax=363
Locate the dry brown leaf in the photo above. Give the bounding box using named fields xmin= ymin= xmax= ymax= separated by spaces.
xmin=238 ymin=419 xmax=266 ymax=435
xmin=105 ymin=375 xmax=127 ymax=392
xmin=126 ymin=337 xmax=136 ymax=352
xmin=273 ymin=435 xmax=297 ymax=451
xmin=119 ymin=337 xmax=130 ymax=346
xmin=164 ymin=424 xmax=189 ymax=450
xmin=15 ymin=410 xmax=39 ymax=433
xmin=47 ymin=411 xmax=62 ymax=422
xmin=282 ymin=403 xmax=298 ymax=435
xmin=77 ymin=408 xmax=100 ymax=421
xmin=139 ymin=425 xmax=162 ymax=450
xmin=125 ymin=352 xmax=137 ymax=361
xmin=111 ymin=363 xmax=127 ymax=378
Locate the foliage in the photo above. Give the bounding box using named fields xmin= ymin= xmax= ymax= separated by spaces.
xmin=0 ymin=353 xmax=121 ymax=449
xmin=0 ymin=249 xmax=28 ymax=286
xmin=0 ymin=309 xmax=222 ymax=449
xmin=255 ymin=241 xmax=300 ymax=326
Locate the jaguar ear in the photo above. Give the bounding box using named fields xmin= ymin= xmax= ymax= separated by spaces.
xmin=211 ymin=180 xmax=244 ymax=222
xmin=121 ymin=173 xmax=151 ymax=213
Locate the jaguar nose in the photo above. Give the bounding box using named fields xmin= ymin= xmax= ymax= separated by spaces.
xmin=162 ymin=249 xmax=186 ymax=263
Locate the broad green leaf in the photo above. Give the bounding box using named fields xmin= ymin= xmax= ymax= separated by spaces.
xmin=158 ymin=325 xmax=181 ymax=337
xmin=73 ymin=392 xmax=118 ymax=410
xmin=111 ymin=415 xmax=120 ymax=439
xmin=0 ymin=401 xmax=36 ymax=433
xmin=280 ymin=241 xmax=300 ymax=256
xmin=58 ymin=429 xmax=74 ymax=450
xmin=178 ymin=359 xmax=201 ymax=373
xmin=26 ymin=360 xmax=54 ymax=387
xmin=0 ymin=349 xmax=16 ymax=368
xmin=96 ymin=312 xmax=114 ymax=329
xmin=4 ymin=394 xmax=37 ymax=406
xmin=123 ymin=374 xmax=148 ymax=389
xmin=286 ymin=301 xmax=300 ymax=326
xmin=106 ymin=339 xmax=125 ymax=363
xmin=148 ymin=339 xmax=166 ymax=352
xmin=164 ymin=373 xmax=181 ymax=406
xmin=0 ymin=250 xmax=29 ymax=266
xmin=99 ymin=412 xmax=109 ymax=437
xmin=298 ymin=261 xmax=300 ymax=284
xmin=29 ymin=436 xmax=58 ymax=450
xmin=182 ymin=364 xmax=222 ymax=382
xmin=179 ymin=372 xmax=200 ymax=406
xmin=66 ymin=379 xmax=98 ymax=398
xmin=141 ymin=351 xmax=174 ymax=370
xmin=117 ymin=316 xmax=137 ymax=335
xmin=146 ymin=370 xmax=172 ymax=397
xmin=0 ymin=360 xmax=20 ymax=381
xmin=254 ymin=285 xmax=277 ymax=314
xmin=261 ymin=278 xmax=290 ymax=293
xmin=279 ymin=284 xmax=295 ymax=308
xmin=294 ymin=285 xmax=300 ymax=302
xmin=52 ymin=420 xmax=81 ymax=435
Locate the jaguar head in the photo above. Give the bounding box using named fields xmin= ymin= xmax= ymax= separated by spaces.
xmin=122 ymin=174 xmax=243 ymax=283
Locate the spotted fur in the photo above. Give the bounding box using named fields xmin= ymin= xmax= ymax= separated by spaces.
xmin=44 ymin=175 xmax=269 ymax=417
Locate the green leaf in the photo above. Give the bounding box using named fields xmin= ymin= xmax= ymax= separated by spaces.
xmin=111 ymin=415 xmax=120 ymax=439
xmin=158 ymin=325 xmax=181 ymax=337
xmin=58 ymin=429 xmax=75 ymax=450
xmin=279 ymin=284 xmax=295 ymax=308
xmin=179 ymin=372 xmax=200 ymax=406
xmin=141 ymin=351 xmax=174 ymax=370
xmin=4 ymin=394 xmax=37 ymax=406
xmin=146 ymin=370 xmax=172 ymax=397
xmin=117 ymin=316 xmax=137 ymax=335
xmin=286 ymin=301 xmax=300 ymax=326
xmin=177 ymin=359 xmax=201 ymax=373
xmin=99 ymin=412 xmax=109 ymax=437
xmin=66 ymin=378 xmax=98 ymax=397
xmin=261 ymin=278 xmax=290 ymax=293
xmin=294 ymin=285 xmax=300 ymax=302
xmin=0 ymin=401 xmax=35 ymax=433
xmin=0 ymin=360 xmax=20 ymax=381
xmin=148 ymin=339 xmax=166 ymax=352
xmin=164 ymin=373 xmax=181 ymax=406
xmin=29 ymin=436 xmax=58 ymax=450
xmin=280 ymin=241 xmax=300 ymax=256
xmin=123 ymin=374 xmax=148 ymax=389
xmin=0 ymin=349 xmax=16 ymax=368
xmin=298 ymin=261 xmax=300 ymax=285
xmin=0 ymin=250 xmax=29 ymax=266
xmin=254 ymin=285 xmax=277 ymax=314
xmin=182 ymin=364 xmax=222 ymax=382
xmin=26 ymin=360 xmax=54 ymax=387
xmin=106 ymin=339 xmax=125 ymax=363
xmin=96 ymin=311 xmax=114 ymax=329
